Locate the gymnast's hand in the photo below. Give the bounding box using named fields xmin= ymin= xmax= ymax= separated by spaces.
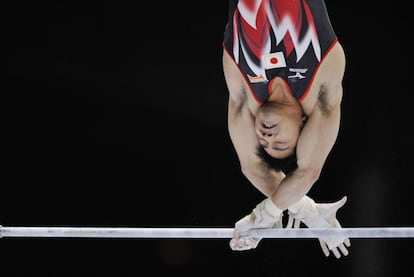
xmin=230 ymin=198 xmax=283 ymax=251
xmin=286 ymin=196 xmax=351 ymax=258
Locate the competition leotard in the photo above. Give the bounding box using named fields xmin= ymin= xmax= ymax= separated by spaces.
xmin=223 ymin=0 xmax=337 ymax=103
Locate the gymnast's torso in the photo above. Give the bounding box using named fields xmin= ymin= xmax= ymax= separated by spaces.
xmin=223 ymin=0 xmax=338 ymax=105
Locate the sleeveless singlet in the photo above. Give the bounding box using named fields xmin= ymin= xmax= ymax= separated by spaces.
xmin=223 ymin=0 xmax=337 ymax=103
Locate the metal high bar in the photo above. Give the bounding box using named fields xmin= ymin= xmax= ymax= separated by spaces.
xmin=1 ymin=226 xmax=414 ymax=239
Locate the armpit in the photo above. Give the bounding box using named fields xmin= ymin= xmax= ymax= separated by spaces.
xmin=231 ymin=89 xmax=247 ymax=116
xmin=317 ymin=84 xmax=341 ymax=116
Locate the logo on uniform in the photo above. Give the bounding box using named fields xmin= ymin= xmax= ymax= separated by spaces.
xmin=288 ymin=68 xmax=308 ymax=80
xmin=262 ymin=52 xmax=286 ymax=69
xmin=247 ymin=74 xmax=266 ymax=83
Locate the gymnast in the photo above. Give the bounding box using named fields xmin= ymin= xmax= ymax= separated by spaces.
xmin=222 ymin=0 xmax=350 ymax=258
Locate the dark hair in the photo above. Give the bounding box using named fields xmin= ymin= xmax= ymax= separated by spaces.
xmin=256 ymin=145 xmax=298 ymax=174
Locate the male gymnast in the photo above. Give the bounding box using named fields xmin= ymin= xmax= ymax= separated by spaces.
xmin=222 ymin=0 xmax=350 ymax=258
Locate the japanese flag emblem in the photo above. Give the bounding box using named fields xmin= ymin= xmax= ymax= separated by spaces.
xmin=262 ymin=52 xmax=286 ymax=70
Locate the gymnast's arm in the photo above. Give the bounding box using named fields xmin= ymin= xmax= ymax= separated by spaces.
xmin=270 ymin=45 xmax=346 ymax=210
xmin=223 ymin=52 xmax=285 ymax=196
xmin=271 ymin=84 xmax=343 ymax=209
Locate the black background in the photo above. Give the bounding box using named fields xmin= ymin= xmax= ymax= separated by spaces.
xmin=4 ymin=1 xmax=414 ymax=276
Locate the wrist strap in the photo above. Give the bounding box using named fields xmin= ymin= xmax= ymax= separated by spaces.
xmin=288 ymin=196 xmax=315 ymax=214
xmin=263 ymin=198 xmax=283 ymax=217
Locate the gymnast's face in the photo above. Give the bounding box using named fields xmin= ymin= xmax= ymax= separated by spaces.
xmin=254 ymin=104 xmax=302 ymax=159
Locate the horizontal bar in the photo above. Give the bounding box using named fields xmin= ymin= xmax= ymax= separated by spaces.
xmin=0 ymin=226 xmax=233 ymax=238
xmin=1 ymin=226 xmax=414 ymax=239
xmin=250 ymin=227 xmax=414 ymax=238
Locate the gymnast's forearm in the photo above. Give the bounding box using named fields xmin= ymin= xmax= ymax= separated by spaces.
xmin=269 ymin=168 xmax=318 ymax=210
xmin=242 ymin=166 xmax=285 ymax=197
xmin=242 ymin=163 xmax=317 ymax=210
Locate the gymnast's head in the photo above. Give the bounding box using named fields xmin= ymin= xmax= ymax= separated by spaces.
xmin=254 ymin=98 xmax=304 ymax=160
xmin=256 ymin=144 xmax=298 ymax=174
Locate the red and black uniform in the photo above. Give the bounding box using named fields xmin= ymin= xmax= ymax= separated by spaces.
xmin=223 ymin=0 xmax=337 ymax=103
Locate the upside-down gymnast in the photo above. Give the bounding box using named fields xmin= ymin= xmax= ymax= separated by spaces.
xmin=222 ymin=0 xmax=350 ymax=258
